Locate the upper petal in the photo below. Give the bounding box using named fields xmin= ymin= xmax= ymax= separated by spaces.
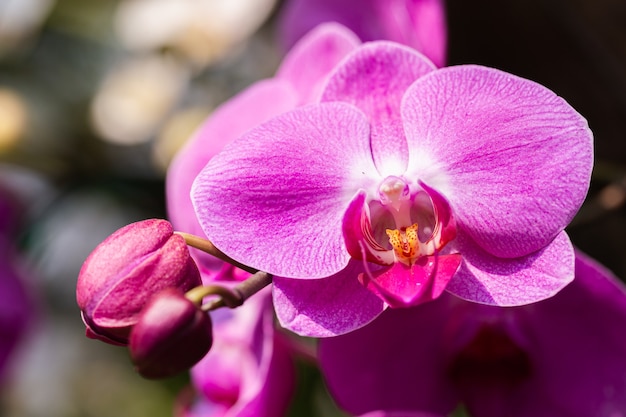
xmin=276 ymin=22 xmax=361 ymax=104
xmin=446 ymin=230 xmax=575 ymax=306
xmin=192 ymin=102 xmax=378 ymax=278
xmin=402 ymin=65 xmax=593 ymax=258
xmin=321 ymin=41 xmax=436 ymax=176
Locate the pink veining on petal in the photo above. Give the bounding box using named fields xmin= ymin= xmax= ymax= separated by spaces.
xmin=402 ymin=65 xmax=593 ymax=259
xmin=447 ymin=231 xmax=575 ymax=306
xmin=192 ymin=102 xmax=377 ymax=278
xmin=322 ymin=41 xmax=435 ymax=175
xmin=273 ymin=261 xmax=385 ymax=337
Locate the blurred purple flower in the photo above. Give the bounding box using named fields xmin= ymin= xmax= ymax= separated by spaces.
xmin=360 ymin=412 xmax=444 ymax=417
xmin=0 ymin=238 xmax=33 ymax=382
xmin=191 ymin=37 xmax=592 ymax=336
xmin=0 ymin=184 xmax=34 ymax=383
xmin=278 ymin=0 xmax=447 ymax=67
xmin=176 ymin=287 xmax=295 ymax=417
xmin=319 ymin=252 xmax=626 ymax=417
xmin=76 ymin=219 xmax=202 ymax=345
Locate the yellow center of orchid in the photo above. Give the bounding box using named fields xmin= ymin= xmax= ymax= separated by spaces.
xmin=386 ymin=223 xmax=420 ymax=265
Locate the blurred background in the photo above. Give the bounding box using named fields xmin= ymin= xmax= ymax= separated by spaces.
xmin=0 ymin=0 xmax=624 ymax=416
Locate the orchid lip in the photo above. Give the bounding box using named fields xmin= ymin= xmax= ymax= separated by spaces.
xmin=347 ymin=177 xmax=457 ymax=268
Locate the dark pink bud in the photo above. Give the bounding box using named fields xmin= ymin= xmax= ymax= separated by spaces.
xmin=76 ymin=219 xmax=202 ymax=345
xmin=129 ymin=288 xmax=213 ymax=379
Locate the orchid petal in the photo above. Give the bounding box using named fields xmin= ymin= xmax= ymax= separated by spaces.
xmin=192 ymin=102 xmax=378 ymax=278
xmin=273 ymin=261 xmax=385 ymax=337
xmin=189 ymin=288 xmax=295 ymax=417
xmin=498 ymin=251 xmax=626 ymax=417
xmin=446 ymin=231 xmax=575 ymax=306
xmin=396 ymin=0 xmax=448 ymax=68
xmin=360 ymin=412 xmax=447 ymax=417
xmin=361 ymin=254 xmax=461 ymax=308
xmin=319 ymin=296 xmax=459 ymax=415
xmin=322 ymin=41 xmax=435 ymax=176
xmin=402 ymin=65 xmax=593 ymax=258
xmin=277 ymin=22 xmax=361 ymax=104
xmin=231 ymin=291 xmax=295 ymax=417
xmin=277 ymin=0 xmax=448 ymax=67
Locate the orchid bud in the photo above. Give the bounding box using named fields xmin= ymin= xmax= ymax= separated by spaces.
xmin=77 ymin=219 xmax=202 ymax=345
xmin=129 ymin=288 xmax=213 ymax=379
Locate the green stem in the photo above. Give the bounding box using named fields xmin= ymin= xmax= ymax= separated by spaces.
xmin=185 ymin=271 xmax=273 ymax=312
xmin=175 ymin=232 xmax=258 ymax=275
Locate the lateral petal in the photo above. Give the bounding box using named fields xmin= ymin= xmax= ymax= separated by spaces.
xmin=446 ymin=231 xmax=575 ymax=306
xmin=273 ymin=261 xmax=385 ymax=337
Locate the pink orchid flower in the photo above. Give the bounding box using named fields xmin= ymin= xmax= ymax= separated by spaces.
xmin=319 ymin=252 xmax=626 ymax=417
xmin=191 ymin=28 xmax=592 ymax=336
xmin=278 ymin=0 xmax=447 ymax=67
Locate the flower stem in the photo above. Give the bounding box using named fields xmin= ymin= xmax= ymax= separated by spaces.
xmin=175 ymin=232 xmax=258 ymax=275
xmin=176 ymin=232 xmax=272 ymax=311
xmin=185 ymin=271 xmax=273 ymax=312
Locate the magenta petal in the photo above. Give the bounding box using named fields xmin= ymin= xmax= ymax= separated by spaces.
xmin=192 ymin=102 xmax=378 ymax=278
xmin=277 ymin=0 xmax=448 ymax=67
xmin=360 ymin=412 xmax=446 ymax=417
xmin=362 ymin=254 xmax=461 ymax=308
xmin=402 ymin=65 xmax=593 ymax=258
xmin=447 ymin=231 xmax=575 ymax=306
xmin=322 ymin=41 xmax=435 ymax=175
xmin=190 ymin=288 xmax=295 ymax=417
xmin=319 ymin=296 xmax=459 ymax=415
xmin=166 ymin=78 xmax=298 ymax=240
xmin=277 ymin=22 xmax=361 ymax=104
xmin=395 ymin=0 xmax=448 ymax=68
xmin=273 ymin=261 xmax=385 ymax=337
xmin=502 ymin=251 xmax=626 ymax=417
